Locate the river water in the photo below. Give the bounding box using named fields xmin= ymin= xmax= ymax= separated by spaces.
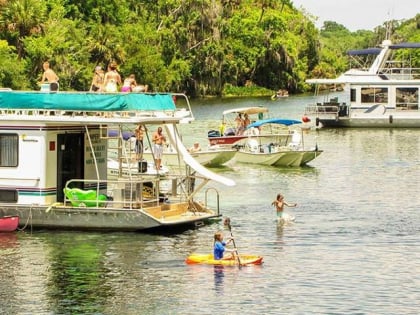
xmin=1 ymin=94 xmax=419 ymax=315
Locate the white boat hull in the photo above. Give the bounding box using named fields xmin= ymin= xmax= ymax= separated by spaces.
xmin=142 ymin=149 xmax=236 ymax=167
xmin=0 ymin=202 xmax=218 ymax=232
xmin=316 ymin=110 xmax=420 ymax=128
xmin=233 ymin=149 xmax=322 ymax=167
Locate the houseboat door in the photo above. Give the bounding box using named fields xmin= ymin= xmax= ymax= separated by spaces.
xmin=56 ymin=133 xmax=84 ymax=201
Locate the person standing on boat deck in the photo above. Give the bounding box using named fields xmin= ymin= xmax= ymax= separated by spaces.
xmin=152 ymin=126 xmax=166 ymax=170
xmin=243 ymin=113 xmax=251 ymax=129
xmin=103 ymin=62 xmax=122 ymax=92
xmin=272 ymin=193 xmax=297 ymax=220
xmin=214 ymin=231 xmax=234 ymax=260
xmin=89 ymin=66 xmax=104 ymax=92
xmin=219 ymin=120 xmax=226 ymax=136
xmin=235 ymin=113 xmax=244 ymax=135
xmin=134 ymin=124 xmax=146 ymax=160
xmin=40 ymin=61 xmax=59 ymax=91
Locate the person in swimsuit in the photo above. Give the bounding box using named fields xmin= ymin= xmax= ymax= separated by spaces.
xmin=90 ymin=66 xmax=104 ymax=92
xmin=103 ymin=62 xmax=121 ymax=92
xmin=152 ymin=126 xmax=166 ymax=170
xmin=134 ymin=124 xmax=146 ymax=160
xmin=272 ymin=193 xmax=297 ymax=221
xmin=40 ymin=61 xmax=59 ymax=91
xmin=121 ymin=74 xmax=137 ymax=92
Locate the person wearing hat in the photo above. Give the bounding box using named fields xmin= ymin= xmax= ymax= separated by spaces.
xmin=90 ymin=66 xmax=104 ymax=92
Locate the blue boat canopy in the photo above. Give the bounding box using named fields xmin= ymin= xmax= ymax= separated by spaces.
xmin=389 ymin=42 xmax=420 ymax=49
xmin=246 ymin=118 xmax=301 ymax=129
xmin=108 ymin=130 xmax=134 ymax=140
xmin=347 ymin=48 xmax=381 ymax=56
xmin=0 ymin=91 xmax=176 ymax=111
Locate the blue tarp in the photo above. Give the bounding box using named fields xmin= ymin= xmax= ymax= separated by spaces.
xmin=246 ymin=118 xmax=301 ymax=129
xmin=0 ymin=91 xmax=176 ymax=111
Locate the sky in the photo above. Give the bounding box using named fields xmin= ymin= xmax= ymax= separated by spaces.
xmin=292 ymin=0 xmax=420 ymax=31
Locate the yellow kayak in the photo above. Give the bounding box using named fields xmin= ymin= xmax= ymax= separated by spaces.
xmin=185 ymin=253 xmax=263 ymax=266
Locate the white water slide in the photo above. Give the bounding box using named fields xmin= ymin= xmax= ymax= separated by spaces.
xmin=164 ymin=124 xmax=235 ymax=187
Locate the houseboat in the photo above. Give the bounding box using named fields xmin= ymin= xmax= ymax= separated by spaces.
xmin=304 ymin=40 xmax=420 ymax=128
xmin=0 ymin=90 xmax=234 ymax=232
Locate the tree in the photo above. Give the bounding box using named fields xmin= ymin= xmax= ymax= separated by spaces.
xmin=0 ymin=0 xmax=47 ymax=59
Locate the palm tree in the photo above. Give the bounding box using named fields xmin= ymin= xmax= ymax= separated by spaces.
xmin=0 ymin=0 xmax=47 ymax=59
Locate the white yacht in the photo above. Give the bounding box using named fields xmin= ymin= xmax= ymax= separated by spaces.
xmin=304 ymin=40 xmax=420 ymax=128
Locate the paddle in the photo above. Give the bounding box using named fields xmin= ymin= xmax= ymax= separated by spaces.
xmin=225 ymin=218 xmax=242 ymax=267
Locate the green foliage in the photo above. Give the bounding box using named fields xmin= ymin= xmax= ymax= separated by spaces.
xmin=0 ymin=40 xmax=27 ymax=89
xmin=0 ymin=1 xmax=419 ymax=95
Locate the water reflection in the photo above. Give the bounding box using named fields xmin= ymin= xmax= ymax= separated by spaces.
xmin=0 ymin=232 xmax=19 ymax=249
xmin=1 ymin=96 xmax=419 ymax=314
xmin=213 ymin=265 xmax=225 ymax=293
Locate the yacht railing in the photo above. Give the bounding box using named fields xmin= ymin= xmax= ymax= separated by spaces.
xmin=379 ymin=66 xmax=420 ymax=80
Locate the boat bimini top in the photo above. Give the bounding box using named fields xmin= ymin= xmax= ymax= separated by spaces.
xmin=246 ymin=118 xmax=302 ymax=129
xmin=222 ymin=107 xmax=269 ymax=116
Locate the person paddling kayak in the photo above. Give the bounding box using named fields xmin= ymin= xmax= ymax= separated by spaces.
xmin=213 ymin=231 xmax=235 ymax=260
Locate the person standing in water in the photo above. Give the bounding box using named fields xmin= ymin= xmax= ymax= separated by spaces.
xmin=271 ymin=193 xmax=297 ymax=221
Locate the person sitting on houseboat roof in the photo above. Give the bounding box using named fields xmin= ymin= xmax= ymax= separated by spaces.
xmin=121 ymin=74 xmax=137 ymax=92
xmin=132 ymin=83 xmax=149 ymax=92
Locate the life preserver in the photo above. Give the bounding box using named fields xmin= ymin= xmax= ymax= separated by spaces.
xmin=302 ymin=116 xmax=311 ymax=123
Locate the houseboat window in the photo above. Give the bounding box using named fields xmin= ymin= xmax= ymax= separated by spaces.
xmin=0 ymin=189 xmax=18 ymax=202
xmin=0 ymin=134 xmax=18 ymax=167
xmin=361 ymin=87 xmax=388 ymax=104
xmin=350 ymin=88 xmax=356 ymax=102
xmin=396 ymin=88 xmax=418 ymax=110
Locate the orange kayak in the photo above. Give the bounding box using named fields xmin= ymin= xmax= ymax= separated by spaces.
xmin=185 ymin=253 xmax=263 ymax=266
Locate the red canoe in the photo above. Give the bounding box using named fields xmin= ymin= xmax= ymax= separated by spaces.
xmin=0 ymin=216 xmax=19 ymax=232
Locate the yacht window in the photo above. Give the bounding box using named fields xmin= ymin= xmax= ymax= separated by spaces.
xmin=396 ymin=88 xmax=418 ymax=110
xmin=361 ymin=87 xmax=388 ymax=104
xmin=0 ymin=134 xmax=18 ymax=167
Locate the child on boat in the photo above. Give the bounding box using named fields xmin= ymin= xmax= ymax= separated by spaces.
xmin=271 ymin=193 xmax=297 ymax=222
xmin=213 ymin=231 xmax=234 ymax=260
